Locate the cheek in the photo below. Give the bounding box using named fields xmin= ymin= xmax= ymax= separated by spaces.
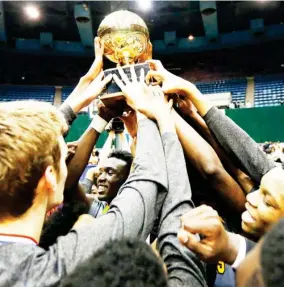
xmin=257 ymin=202 xmax=281 ymax=225
xmin=108 ymin=176 xmax=120 ymax=185
xmin=107 ymin=176 xmax=124 ymax=189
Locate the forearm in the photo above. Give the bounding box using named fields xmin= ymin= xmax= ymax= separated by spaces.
xmin=126 ymin=118 xmax=167 ymax=190
xmin=181 ymin=110 xmax=255 ymax=194
xmin=59 ymin=103 xmax=77 ymax=136
xmin=180 ymin=81 xmax=274 ymax=184
xmin=183 ymin=111 xmax=235 ymax=165
xmin=224 ymin=232 xmax=244 ymax=267
xmin=182 ymin=82 xmax=213 ymax=117
xmin=210 ymin=168 xmax=246 ymax=213
xmin=181 ymin=109 xmax=242 ymax=172
xmin=180 ymin=108 xmax=213 ymax=141
xmin=180 ymin=80 xmax=273 ymax=185
xmin=80 ymin=178 xmax=93 ymax=194
xmin=172 ymin=109 xmax=219 ymax=178
xmin=233 ymin=169 xmax=256 ymax=195
xmin=157 ymin=130 xmax=207 ymax=286
xmin=205 ymin=140 xmax=255 ymax=195
xmin=156 ymin=114 xmax=175 ymax=134
xmin=65 ymin=127 xmax=100 ymax=189
xmin=203 ymin=107 xmax=276 ymax=183
xmin=172 ymin=109 xmax=246 ymax=213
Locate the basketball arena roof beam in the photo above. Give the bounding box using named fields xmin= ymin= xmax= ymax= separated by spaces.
xmin=0 ymin=1 xmax=7 ymax=43
xmin=74 ymin=3 xmax=94 ymax=49
xmin=199 ymin=1 xmax=218 ymax=41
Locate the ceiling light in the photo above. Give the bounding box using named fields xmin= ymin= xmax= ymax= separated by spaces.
xmin=25 ymin=5 xmax=40 ymax=20
xmin=188 ymin=35 xmax=194 ymax=41
xmin=137 ymin=0 xmax=152 ymax=11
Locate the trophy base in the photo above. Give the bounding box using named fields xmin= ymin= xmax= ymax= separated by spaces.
xmin=100 ymin=92 xmax=126 ymax=109
xmin=100 ymin=63 xmax=150 ymax=108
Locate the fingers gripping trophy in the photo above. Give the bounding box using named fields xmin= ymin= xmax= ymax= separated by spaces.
xmin=97 ymin=10 xmax=152 ymax=107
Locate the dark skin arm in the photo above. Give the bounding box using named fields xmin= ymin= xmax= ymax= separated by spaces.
xmin=65 ymin=127 xmax=100 ymax=190
xmin=171 ymin=108 xmax=246 ymax=214
xmin=176 ymin=97 xmax=255 ymax=195
xmin=64 ymin=130 xmax=101 ymax=205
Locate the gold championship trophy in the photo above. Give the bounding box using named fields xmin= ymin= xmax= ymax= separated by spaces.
xmin=97 ymin=10 xmax=151 ymax=107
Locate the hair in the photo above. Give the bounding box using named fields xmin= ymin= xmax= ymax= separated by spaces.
xmin=0 ymin=100 xmax=67 ymax=219
xmin=108 ymin=150 xmax=133 ymax=172
xmin=60 ymin=238 xmax=168 ymax=287
xmin=260 ymin=218 xmax=284 ymax=287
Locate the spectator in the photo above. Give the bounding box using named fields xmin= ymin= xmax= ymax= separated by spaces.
xmin=89 ymin=149 xmax=100 ymax=165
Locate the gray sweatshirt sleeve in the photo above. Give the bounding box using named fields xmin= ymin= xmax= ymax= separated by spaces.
xmin=22 ymin=119 xmax=168 ymax=286
xmin=59 ymin=103 xmax=77 ymax=136
xmin=158 ymin=133 xmax=207 ymax=287
xmin=80 ymin=178 xmax=93 ymax=194
xmin=203 ymin=107 xmax=275 ymax=183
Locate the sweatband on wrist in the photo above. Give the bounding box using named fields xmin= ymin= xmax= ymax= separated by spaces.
xmin=90 ymin=114 xmax=108 ymax=133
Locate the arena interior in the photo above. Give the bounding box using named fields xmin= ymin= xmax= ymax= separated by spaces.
xmin=0 ymin=1 xmax=284 ymax=287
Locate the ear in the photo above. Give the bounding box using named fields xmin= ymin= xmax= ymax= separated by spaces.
xmin=44 ymin=166 xmax=57 ymax=192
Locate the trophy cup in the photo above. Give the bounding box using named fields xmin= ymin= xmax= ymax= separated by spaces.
xmin=97 ymin=10 xmax=151 ymax=107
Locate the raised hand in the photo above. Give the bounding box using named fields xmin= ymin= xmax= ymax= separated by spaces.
xmin=64 ymin=37 xmax=112 ymax=113
xmin=137 ymin=86 xmax=173 ymax=121
xmin=120 ymin=109 xmax=138 ymax=139
xmin=146 ymin=59 xmax=192 ymax=96
xmin=112 ymin=65 xmax=150 ymax=111
xmin=113 ymin=65 xmax=173 ymax=121
xmin=66 ymin=141 xmax=78 ymax=162
xmin=175 ymin=97 xmax=198 ymax=118
xmin=97 ymin=100 xmax=124 ymax=123
xmin=178 ymin=205 xmax=240 ymax=264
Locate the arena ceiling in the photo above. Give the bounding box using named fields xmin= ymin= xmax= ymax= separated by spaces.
xmin=2 ymin=1 xmax=284 ymax=44
xmin=1 ymin=1 xmax=284 ymax=86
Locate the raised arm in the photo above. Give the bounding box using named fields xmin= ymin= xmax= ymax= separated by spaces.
xmin=59 ymin=37 xmax=112 ymax=136
xmin=159 ymin=131 xmax=207 ymax=287
xmin=143 ymin=91 xmax=207 ymax=286
xmin=176 ymin=97 xmax=255 ymax=194
xmin=202 ymin=107 xmax=275 ymax=184
xmin=31 ymin=66 xmax=169 ymax=286
xmin=146 ymin=59 xmax=275 ymax=184
xmin=171 ymin=108 xmax=246 ymax=213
